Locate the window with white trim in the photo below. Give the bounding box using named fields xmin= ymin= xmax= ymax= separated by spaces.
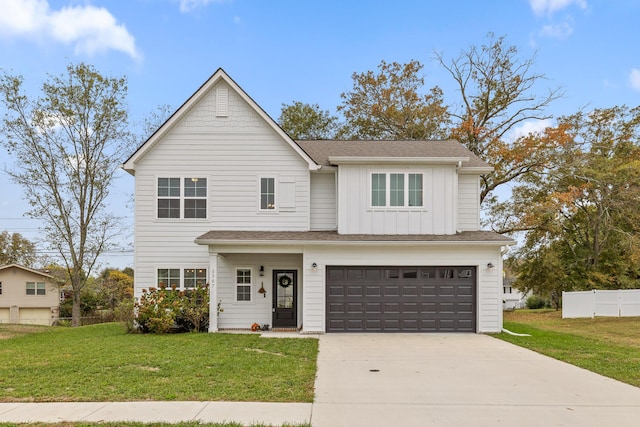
xmin=236 ymin=268 xmax=252 ymax=302
xmin=157 ymin=177 xmax=207 ymax=219
xmin=184 ymin=268 xmax=207 ymax=289
xmin=370 ymin=172 xmax=423 ymax=208
xmin=260 ymin=177 xmax=276 ymax=210
xmin=157 ymin=268 xmax=207 ymax=290
xmin=26 ymin=282 xmax=45 ymax=295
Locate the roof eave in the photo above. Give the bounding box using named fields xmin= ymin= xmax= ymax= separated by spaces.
xmin=195 ymin=238 xmax=516 ymax=246
xmin=328 ymin=156 xmax=471 ymax=165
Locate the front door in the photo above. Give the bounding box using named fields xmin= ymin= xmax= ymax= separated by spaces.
xmin=272 ymin=270 xmax=297 ymax=328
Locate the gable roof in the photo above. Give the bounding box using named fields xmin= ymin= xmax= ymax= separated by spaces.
xmin=0 ymin=264 xmax=55 ymax=279
xmin=122 ymin=68 xmax=319 ymax=174
xmin=296 ymin=139 xmax=492 ymax=171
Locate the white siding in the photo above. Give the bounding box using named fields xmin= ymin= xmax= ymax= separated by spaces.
xmin=337 ymin=165 xmax=457 ymax=235
xmin=213 ymin=253 xmax=303 ymax=329
xmin=310 ymin=172 xmax=337 ymax=230
xmin=303 ymin=244 xmax=504 ymax=333
xmin=457 ymin=174 xmax=481 ymax=231
xmin=132 ymin=80 xmax=311 ymax=296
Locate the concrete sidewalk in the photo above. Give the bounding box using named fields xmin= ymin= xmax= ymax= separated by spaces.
xmin=0 ymin=401 xmax=312 ymax=425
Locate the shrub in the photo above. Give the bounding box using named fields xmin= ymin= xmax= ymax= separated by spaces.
xmin=526 ymin=295 xmax=548 ymax=309
xmin=134 ymin=283 xmax=209 ymax=333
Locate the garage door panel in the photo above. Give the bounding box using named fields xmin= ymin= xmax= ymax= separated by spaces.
xmin=326 ymin=266 xmax=476 ymax=333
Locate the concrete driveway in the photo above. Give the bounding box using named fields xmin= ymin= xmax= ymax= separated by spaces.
xmin=312 ymin=334 xmax=640 ymax=427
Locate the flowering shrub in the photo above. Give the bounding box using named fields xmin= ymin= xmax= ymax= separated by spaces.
xmin=135 ymin=283 xmax=210 ymax=333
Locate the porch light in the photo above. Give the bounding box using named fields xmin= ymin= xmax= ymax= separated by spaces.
xmin=311 ymin=262 xmax=318 ymax=272
xmin=259 ymin=265 xmax=264 ymax=276
xmin=487 ymin=262 xmax=495 ymax=270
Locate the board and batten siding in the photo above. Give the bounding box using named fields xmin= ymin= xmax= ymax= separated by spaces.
xmin=132 ymin=80 xmax=311 ymax=296
xmin=302 ymin=244 xmax=504 ymax=333
xmin=457 ymin=173 xmax=481 ymax=231
xmin=337 ymin=164 xmax=457 ymax=235
xmin=310 ymin=172 xmax=337 ymax=230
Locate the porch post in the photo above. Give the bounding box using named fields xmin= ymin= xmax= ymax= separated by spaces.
xmin=208 ymin=252 xmax=219 ymax=332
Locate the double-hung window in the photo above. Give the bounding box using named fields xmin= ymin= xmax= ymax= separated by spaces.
xmin=157 ymin=177 xmax=207 ymax=219
xmin=260 ymin=177 xmax=276 ymax=210
xmin=236 ymin=268 xmax=252 ymax=302
xmin=371 ymin=172 xmax=423 ymax=208
xmin=26 ymin=282 xmax=46 ymax=295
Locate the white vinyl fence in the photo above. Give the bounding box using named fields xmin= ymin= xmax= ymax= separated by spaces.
xmin=562 ymin=289 xmax=640 ymax=318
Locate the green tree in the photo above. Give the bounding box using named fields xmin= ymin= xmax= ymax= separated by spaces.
xmin=96 ymin=268 xmax=134 ymax=310
xmin=0 ymin=62 xmax=130 ymax=326
xmin=0 ymin=231 xmax=37 ymax=266
xmin=278 ymin=101 xmax=338 ymax=139
xmin=510 ymin=106 xmax=640 ymax=296
xmin=435 ymin=33 xmax=564 ymax=209
xmin=338 ymin=60 xmax=449 ymax=140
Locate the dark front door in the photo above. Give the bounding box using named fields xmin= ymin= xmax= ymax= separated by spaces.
xmin=273 ymin=270 xmax=297 ymax=328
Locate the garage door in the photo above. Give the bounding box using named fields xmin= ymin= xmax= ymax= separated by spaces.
xmin=326 ymin=266 xmax=476 ymax=332
xmin=18 ymin=308 xmax=52 ymax=326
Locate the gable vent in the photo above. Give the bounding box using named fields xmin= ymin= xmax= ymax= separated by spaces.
xmin=216 ymin=87 xmax=228 ymax=117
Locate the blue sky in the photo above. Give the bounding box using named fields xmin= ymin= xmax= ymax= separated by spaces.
xmin=0 ymin=0 xmax=639 ymax=270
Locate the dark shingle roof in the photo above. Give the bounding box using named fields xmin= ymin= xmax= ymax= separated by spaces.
xmin=195 ymin=230 xmax=514 ymax=245
xmin=296 ymin=139 xmax=490 ymax=169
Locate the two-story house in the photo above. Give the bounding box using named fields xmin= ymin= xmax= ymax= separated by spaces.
xmin=0 ymin=264 xmax=60 ymax=325
xmin=123 ymin=69 xmax=515 ymax=334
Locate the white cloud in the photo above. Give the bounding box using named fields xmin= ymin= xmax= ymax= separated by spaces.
xmin=0 ymin=0 xmax=139 ymax=60
xmin=529 ymin=0 xmax=587 ymax=17
xmin=179 ymin=0 xmax=225 ymax=13
xmin=511 ymin=119 xmax=553 ymax=141
xmin=539 ymin=21 xmax=574 ymax=39
xmin=630 ymin=68 xmax=640 ymax=91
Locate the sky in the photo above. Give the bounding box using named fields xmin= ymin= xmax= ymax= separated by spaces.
xmin=0 ymin=0 xmax=639 ymax=271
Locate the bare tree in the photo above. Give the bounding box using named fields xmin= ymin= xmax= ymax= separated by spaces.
xmin=0 ymin=62 xmax=129 ymax=326
xmin=435 ymin=33 xmax=565 ymax=205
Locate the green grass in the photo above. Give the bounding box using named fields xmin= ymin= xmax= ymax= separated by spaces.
xmin=496 ymin=310 xmax=640 ymax=387
xmin=0 ymin=323 xmax=318 ymax=403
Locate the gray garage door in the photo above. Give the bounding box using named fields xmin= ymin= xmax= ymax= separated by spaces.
xmin=326 ymin=266 xmax=476 ymax=332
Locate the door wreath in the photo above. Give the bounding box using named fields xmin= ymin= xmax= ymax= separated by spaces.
xmin=278 ymin=274 xmax=293 ymax=288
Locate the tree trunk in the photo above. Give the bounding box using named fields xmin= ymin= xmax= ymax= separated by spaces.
xmin=72 ymin=292 xmax=82 ymax=327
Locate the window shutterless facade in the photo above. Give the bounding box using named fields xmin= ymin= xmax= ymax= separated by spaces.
xmin=370 ymin=172 xmax=424 ymax=208
xmin=157 ymin=177 xmax=207 ymax=219
xmin=26 ymin=282 xmax=46 ymax=295
xmin=236 ymin=268 xmax=252 ymax=302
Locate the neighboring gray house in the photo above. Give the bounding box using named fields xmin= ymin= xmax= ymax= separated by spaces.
xmin=123 ymin=68 xmax=515 ymax=333
xmin=0 ymin=264 xmax=60 ymax=326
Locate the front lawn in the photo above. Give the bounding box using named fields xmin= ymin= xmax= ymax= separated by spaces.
xmin=0 ymin=323 xmax=318 ymax=402
xmin=496 ymin=309 xmax=640 ymax=387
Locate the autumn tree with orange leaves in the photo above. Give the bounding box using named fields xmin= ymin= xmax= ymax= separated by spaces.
xmin=435 ymin=33 xmax=564 ymax=210
xmin=508 ymin=106 xmax=640 ymax=304
xmin=338 ymin=60 xmax=450 ymax=140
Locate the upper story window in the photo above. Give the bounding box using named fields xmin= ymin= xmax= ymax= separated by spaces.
xmin=371 ymin=172 xmax=423 ymax=208
xmin=157 ymin=177 xmax=207 ymax=219
xmin=260 ymin=177 xmax=276 ymax=210
xmin=26 ymin=282 xmax=45 ymax=295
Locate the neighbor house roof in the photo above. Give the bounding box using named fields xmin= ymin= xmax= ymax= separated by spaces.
xmin=195 ymin=230 xmax=515 ymax=246
xmin=296 ymin=139 xmax=492 ymax=172
xmin=0 ymin=264 xmax=55 ymax=279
